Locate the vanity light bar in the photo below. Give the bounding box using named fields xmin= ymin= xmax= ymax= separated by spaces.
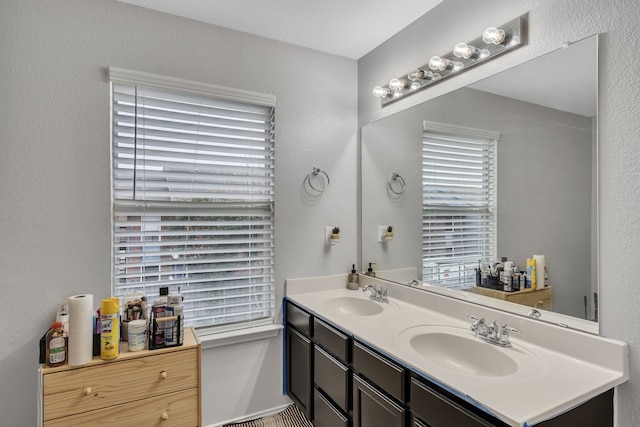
xmin=373 ymin=14 xmax=528 ymax=106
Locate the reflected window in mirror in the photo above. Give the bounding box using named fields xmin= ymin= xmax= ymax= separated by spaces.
xmin=422 ymin=122 xmax=499 ymax=290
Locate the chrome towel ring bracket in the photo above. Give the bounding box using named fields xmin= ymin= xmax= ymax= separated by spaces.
xmin=387 ymin=172 xmax=406 ymax=195
xmin=305 ymin=167 xmax=330 ymax=193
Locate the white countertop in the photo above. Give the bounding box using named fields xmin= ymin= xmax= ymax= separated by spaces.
xmin=285 ymin=274 xmax=628 ymax=427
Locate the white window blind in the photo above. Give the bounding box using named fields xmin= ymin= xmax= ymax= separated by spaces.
xmin=422 ymin=122 xmax=498 ymax=290
xmin=110 ymin=68 xmax=275 ymax=332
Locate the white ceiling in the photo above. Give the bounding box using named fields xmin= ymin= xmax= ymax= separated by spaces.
xmin=116 ymin=1 xmax=596 ymax=117
xmin=116 ymin=0 xmax=443 ymax=59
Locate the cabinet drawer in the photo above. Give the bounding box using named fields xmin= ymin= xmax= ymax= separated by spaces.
xmin=286 ymin=301 xmax=312 ymax=337
xmin=44 ymin=349 xmax=198 ymax=420
xmin=410 ymin=378 xmax=493 ymax=427
xmin=314 ymin=389 xmax=349 ymax=427
xmin=314 ymin=318 xmax=350 ymax=363
xmin=314 ymin=346 xmax=350 ymax=412
xmin=353 ymin=341 xmax=405 ymax=402
xmin=44 ymin=388 xmax=199 ymax=427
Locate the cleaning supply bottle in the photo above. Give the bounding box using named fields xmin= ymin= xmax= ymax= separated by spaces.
xmin=46 ymin=322 xmax=67 ymax=367
xmin=100 ymin=297 xmax=120 ymax=360
xmin=526 ymin=258 xmax=537 ymax=289
xmin=347 ymin=264 xmax=359 ymax=290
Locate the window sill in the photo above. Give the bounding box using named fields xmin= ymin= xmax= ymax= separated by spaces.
xmin=199 ymin=324 xmax=284 ymax=350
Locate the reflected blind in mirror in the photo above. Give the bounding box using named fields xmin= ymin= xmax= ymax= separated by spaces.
xmin=110 ymin=69 xmax=275 ymax=332
xmin=422 ymin=122 xmax=498 ymax=289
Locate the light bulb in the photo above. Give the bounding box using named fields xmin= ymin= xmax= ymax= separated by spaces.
xmin=428 ymin=56 xmax=451 ymax=71
xmin=482 ymin=27 xmax=506 ymax=45
xmin=410 ymin=81 xmax=421 ymax=90
xmin=372 ymin=86 xmax=390 ymax=98
xmin=453 ymin=42 xmax=480 ymax=59
xmin=407 ymin=68 xmax=426 ymax=82
xmin=479 ymin=49 xmax=491 ymax=59
xmin=452 ymin=61 xmax=464 ymax=72
xmin=388 ymin=78 xmax=406 ymax=91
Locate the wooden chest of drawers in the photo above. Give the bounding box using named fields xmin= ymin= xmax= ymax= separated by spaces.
xmin=40 ymin=326 xmax=201 ymax=426
xmin=471 ymin=286 xmax=552 ymax=310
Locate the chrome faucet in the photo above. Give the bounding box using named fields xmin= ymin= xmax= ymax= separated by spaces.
xmin=362 ymin=284 xmax=390 ymax=303
xmin=528 ymin=308 xmax=542 ymax=319
xmin=408 ymin=279 xmax=420 ymax=287
xmin=469 ymin=316 xmax=519 ymax=347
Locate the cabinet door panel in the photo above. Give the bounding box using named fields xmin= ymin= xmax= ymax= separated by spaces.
xmin=314 ymin=389 xmax=349 ymax=427
xmin=314 ymin=346 xmax=350 ymax=412
xmin=353 ymin=374 xmax=405 ymax=427
xmin=286 ymin=326 xmax=313 ymax=419
xmin=410 ymin=378 xmax=493 ymax=427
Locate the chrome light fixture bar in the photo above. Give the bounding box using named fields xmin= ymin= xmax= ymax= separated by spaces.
xmin=373 ymin=14 xmax=528 ymax=106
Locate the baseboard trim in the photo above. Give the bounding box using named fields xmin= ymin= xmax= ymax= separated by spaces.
xmin=205 ymin=402 xmax=294 ymax=427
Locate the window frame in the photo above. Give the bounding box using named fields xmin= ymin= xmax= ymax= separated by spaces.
xmin=109 ymin=67 xmax=276 ymax=336
xmin=422 ymin=121 xmax=499 ymax=290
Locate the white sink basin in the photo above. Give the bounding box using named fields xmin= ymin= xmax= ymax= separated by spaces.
xmin=399 ymin=325 xmax=547 ymax=379
xmin=323 ymin=296 xmax=391 ymax=316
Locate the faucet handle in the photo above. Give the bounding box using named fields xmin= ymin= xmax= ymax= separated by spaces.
xmin=498 ymin=324 xmax=519 ymax=347
xmin=469 ymin=316 xmax=485 ymax=334
xmin=501 ymin=324 xmax=519 ymax=334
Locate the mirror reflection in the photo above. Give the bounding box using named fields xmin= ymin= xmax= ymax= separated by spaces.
xmin=361 ymin=35 xmax=598 ymax=327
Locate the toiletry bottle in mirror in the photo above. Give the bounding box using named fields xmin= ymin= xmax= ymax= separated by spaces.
xmin=348 ymin=264 xmax=359 ymax=290
xmin=365 ymin=263 xmax=376 ymax=277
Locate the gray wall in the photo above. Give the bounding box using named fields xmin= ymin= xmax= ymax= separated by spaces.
xmin=0 ymin=0 xmax=357 ymax=425
xmin=358 ymin=0 xmax=640 ymax=424
xmin=362 ymin=87 xmax=593 ymax=319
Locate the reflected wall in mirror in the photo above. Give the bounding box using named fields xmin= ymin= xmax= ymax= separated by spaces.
xmin=361 ymin=34 xmax=598 ymax=328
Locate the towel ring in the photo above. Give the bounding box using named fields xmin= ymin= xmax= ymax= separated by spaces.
xmin=305 ymin=167 xmax=330 ymax=193
xmin=388 ymin=172 xmax=406 ymax=195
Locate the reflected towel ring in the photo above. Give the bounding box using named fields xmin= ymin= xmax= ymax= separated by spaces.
xmin=305 ymin=167 xmax=330 ymax=193
xmin=388 ymin=172 xmax=406 ymax=195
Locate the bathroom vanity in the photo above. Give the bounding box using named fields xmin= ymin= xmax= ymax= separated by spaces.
xmin=284 ymin=275 xmax=627 ymax=427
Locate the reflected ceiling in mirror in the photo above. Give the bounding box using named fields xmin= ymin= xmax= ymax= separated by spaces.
xmin=360 ymin=34 xmax=598 ymax=333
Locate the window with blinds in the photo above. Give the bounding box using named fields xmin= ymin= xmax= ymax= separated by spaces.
xmin=422 ymin=122 xmax=498 ymax=290
xmin=110 ymin=68 xmax=275 ymax=332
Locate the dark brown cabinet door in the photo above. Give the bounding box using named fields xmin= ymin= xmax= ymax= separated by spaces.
xmin=286 ymin=326 xmax=313 ymax=419
xmin=353 ymin=374 xmax=405 ymax=427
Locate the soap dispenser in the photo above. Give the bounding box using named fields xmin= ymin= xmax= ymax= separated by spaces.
xmin=364 ymin=263 xmax=376 ymax=277
xmin=347 ymin=264 xmax=359 ymax=290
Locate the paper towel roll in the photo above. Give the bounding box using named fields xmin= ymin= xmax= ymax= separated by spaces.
xmin=68 ymin=294 xmax=94 ymax=366
xmin=533 ymin=255 xmax=546 ymax=288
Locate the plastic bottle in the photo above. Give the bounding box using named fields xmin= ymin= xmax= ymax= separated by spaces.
xmin=55 ymin=304 xmax=69 ymax=335
xmin=347 ymin=264 xmax=359 ymax=290
xmin=127 ymin=319 xmax=147 ymax=352
xmin=46 ymin=322 xmax=67 ymax=368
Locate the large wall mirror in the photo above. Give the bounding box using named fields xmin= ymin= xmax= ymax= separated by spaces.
xmin=361 ymin=34 xmax=598 ymax=332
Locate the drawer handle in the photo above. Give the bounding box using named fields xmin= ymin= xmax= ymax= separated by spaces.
xmin=160 ymin=371 xmax=168 ymax=379
xmin=161 ymin=412 xmax=169 ymax=420
xmin=83 ymin=387 xmax=92 ymax=396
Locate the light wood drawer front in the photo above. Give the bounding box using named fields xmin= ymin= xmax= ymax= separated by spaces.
xmin=44 ymin=349 xmax=198 ymax=420
xmin=44 ymin=388 xmax=199 ymax=427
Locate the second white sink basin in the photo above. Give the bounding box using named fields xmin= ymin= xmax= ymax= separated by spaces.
xmin=399 ymin=325 xmax=547 ymax=379
xmin=323 ymin=296 xmax=393 ymax=316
